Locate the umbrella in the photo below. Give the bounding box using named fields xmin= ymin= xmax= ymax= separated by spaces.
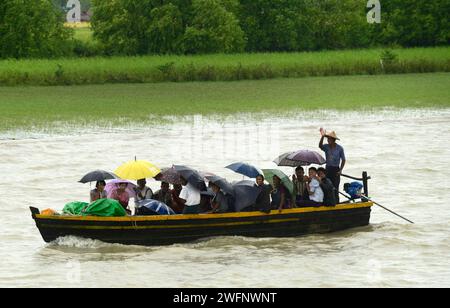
xmin=173 ymin=165 xmax=206 ymax=190
xmin=225 ymin=162 xmax=262 ymax=178
xmin=205 ymin=175 xmax=234 ymax=196
xmin=158 ymin=167 xmax=182 ymax=185
xmin=105 ymin=179 xmax=137 ymax=198
xmin=232 ymin=180 xmax=261 ymax=212
xmin=274 ymin=150 xmax=325 ymax=167
xmin=79 ymin=170 xmax=119 ymax=183
xmin=287 ymin=150 xmax=326 ymax=166
xmin=262 ymin=169 xmax=294 ymax=195
xmin=273 ymin=152 xmax=299 ymax=167
xmin=115 ymin=158 xmax=161 ymax=180
xmin=136 ymin=199 xmax=175 ymax=215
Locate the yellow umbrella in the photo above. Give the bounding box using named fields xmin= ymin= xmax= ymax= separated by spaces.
xmin=115 ymin=158 xmax=161 ymax=180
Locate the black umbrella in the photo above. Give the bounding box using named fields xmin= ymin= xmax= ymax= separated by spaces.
xmin=79 ymin=170 xmax=119 ymax=184
xmin=232 ymin=180 xmax=261 ymax=212
xmin=205 ymin=175 xmax=234 ymax=196
xmin=173 ymin=165 xmax=206 ymax=190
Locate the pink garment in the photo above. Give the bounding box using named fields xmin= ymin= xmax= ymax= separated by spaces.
xmin=110 ymin=190 xmax=130 ymax=209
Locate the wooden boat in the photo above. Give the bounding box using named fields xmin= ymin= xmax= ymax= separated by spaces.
xmin=30 ymin=202 xmax=373 ymax=246
xmin=30 ymin=172 xmax=373 ymax=246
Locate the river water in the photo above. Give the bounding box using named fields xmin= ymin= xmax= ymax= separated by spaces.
xmin=0 ymin=108 xmax=449 ymax=288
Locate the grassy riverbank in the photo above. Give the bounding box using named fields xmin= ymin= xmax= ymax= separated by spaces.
xmin=0 ymin=47 xmax=449 ymax=86
xmin=0 ymin=73 xmax=449 ymax=132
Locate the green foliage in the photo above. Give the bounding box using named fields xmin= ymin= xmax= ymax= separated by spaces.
xmin=371 ymin=0 xmax=450 ymax=47
xmin=182 ymin=0 xmax=246 ymax=54
xmin=0 ymin=47 xmax=448 ymax=86
xmin=0 ymin=0 xmax=73 ymax=58
xmin=147 ymin=4 xmax=184 ymax=54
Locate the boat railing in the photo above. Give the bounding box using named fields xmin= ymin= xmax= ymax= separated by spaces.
xmin=341 ymin=171 xmax=370 ymax=201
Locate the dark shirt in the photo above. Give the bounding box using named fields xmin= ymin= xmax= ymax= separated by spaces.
xmin=271 ymin=184 xmax=290 ymax=209
xmin=320 ymin=178 xmax=337 ymax=206
xmin=212 ymin=191 xmax=229 ymax=213
xmin=321 ymin=144 xmax=346 ymax=168
xmin=255 ymin=184 xmax=272 ymax=212
xmin=154 ymin=189 xmax=172 ymax=207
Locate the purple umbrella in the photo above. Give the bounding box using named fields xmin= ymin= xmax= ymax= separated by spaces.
xmin=274 ymin=150 xmax=326 ymax=167
xmin=105 ymin=179 xmax=137 ymax=198
xmin=158 ymin=167 xmax=182 ymax=185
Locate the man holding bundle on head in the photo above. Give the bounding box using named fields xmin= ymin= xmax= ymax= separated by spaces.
xmin=319 ymin=128 xmax=346 ymax=203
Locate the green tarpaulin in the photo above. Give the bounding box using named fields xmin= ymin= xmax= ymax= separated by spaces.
xmin=63 ymin=199 xmax=127 ymax=217
xmin=63 ymin=201 xmax=89 ymax=215
xmin=82 ymin=199 xmax=127 ymax=217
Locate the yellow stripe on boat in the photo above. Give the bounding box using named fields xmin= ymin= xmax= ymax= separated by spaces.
xmin=39 ymin=218 xmax=302 ymax=230
xmin=35 ymin=202 xmax=373 ymax=222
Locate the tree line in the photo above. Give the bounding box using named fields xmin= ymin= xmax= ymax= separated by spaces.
xmin=0 ymin=0 xmax=448 ymax=58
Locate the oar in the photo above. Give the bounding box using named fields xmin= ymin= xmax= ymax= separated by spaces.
xmin=362 ymin=194 xmax=414 ymax=224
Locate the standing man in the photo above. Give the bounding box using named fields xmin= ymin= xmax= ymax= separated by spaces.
xmin=319 ymin=128 xmax=346 ymax=203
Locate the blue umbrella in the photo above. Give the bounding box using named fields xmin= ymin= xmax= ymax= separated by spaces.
xmin=136 ymin=199 xmax=175 ymax=215
xmin=232 ymin=180 xmax=261 ymax=212
xmin=225 ymin=162 xmax=262 ymax=179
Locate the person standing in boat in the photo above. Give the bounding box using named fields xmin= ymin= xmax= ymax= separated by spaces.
xmin=90 ymin=181 xmax=107 ymax=202
xmin=134 ymin=179 xmax=153 ymax=202
xmin=172 ymin=177 xmax=201 ymax=214
xmin=319 ymin=128 xmax=346 ymax=203
xmin=292 ymin=166 xmax=309 ymax=207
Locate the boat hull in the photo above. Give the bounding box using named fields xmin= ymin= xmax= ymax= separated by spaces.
xmin=30 ymin=202 xmax=372 ymax=246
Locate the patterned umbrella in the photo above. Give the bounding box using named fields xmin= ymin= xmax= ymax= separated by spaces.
xmin=158 ymin=167 xmax=182 ymax=185
xmin=136 ymin=199 xmax=176 ymax=216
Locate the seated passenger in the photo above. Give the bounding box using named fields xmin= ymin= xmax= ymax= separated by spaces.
xmin=170 ymin=184 xmax=184 ymax=214
xmin=208 ymin=183 xmax=229 ymax=214
xmin=255 ymin=175 xmax=272 ymax=213
xmin=90 ymin=180 xmax=107 ymax=202
xmin=318 ymin=167 xmax=337 ymax=206
xmin=135 ymin=179 xmax=153 ymax=203
xmin=172 ymin=177 xmax=201 ymax=214
xmin=110 ymin=182 xmax=130 ymax=213
xmin=297 ymin=167 xmax=324 ymax=207
xmin=154 ymin=182 xmax=172 ymax=207
xmin=270 ymin=175 xmax=291 ymax=211
xmin=292 ymin=166 xmax=310 ymax=206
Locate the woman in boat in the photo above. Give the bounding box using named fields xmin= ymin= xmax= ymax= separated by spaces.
xmin=134 ymin=179 xmax=153 ymax=203
xmin=255 ymin=175 xmax=272 ymax=213
xmin=110 ymin=182 xmax=130 ymax=213
xmin=90 ymin=180 xmax=107 ymax=202
xmin=292 ymin=166 xmax=309 ymax=207
xmin=208 ymin=183 xmax=229 ymax=214
xmin=270 ymin=175 xmax=291 ymax=211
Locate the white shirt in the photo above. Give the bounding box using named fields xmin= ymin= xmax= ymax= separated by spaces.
xmin=179 ymin=183 xmax=201 ymax=206
xmin=309 ymin=178 xmax=324 ymax=203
